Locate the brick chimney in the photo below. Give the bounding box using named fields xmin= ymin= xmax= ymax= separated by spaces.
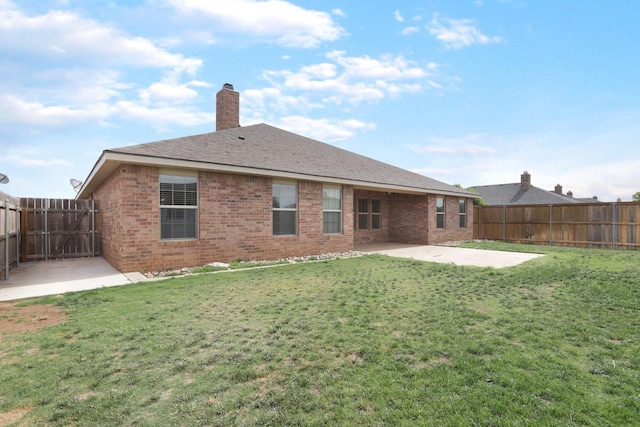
xmin=216 ymin=83 xmax=240 ymax=131
xmin=520 ymin=171 xmax=531 ymax=190
xmin=554 ymin=184 xmax=563 ymax=194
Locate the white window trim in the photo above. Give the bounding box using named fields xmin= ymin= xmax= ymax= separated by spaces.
xmin=159 ymin=172 xmax=199 ymax=240
xmin=459 ymin=199 xmax=467 ymax=228
xmin=272 ymin=180 xmax=298 ymax=236
xmin=323 ymin=185 xmax=342 ymax=234
xmin=436 ymin=197 xmax=445 ymax=229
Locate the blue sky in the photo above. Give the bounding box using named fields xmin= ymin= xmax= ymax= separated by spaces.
xmin=1 ymin=0 xmax=639 ymax=201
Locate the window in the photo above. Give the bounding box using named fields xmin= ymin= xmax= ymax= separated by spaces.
xmin=160 ymin=174 xmax=198 ymax=239
xmin=273 ymin=182 xmax=297 ymax=235
xmin=436 ymin=197 xmax=445 ymax=229
xmin=358 ymin=198 xmax=369 ymax=230
xmin=459 ymin=199 xmax=467 ymax=228
xmin=371 ymin=199 xmax=381 ymax=229
xmin=323 ymin=186 xmax=342 ymax=234
xmin=357 ymin=198 xmax=382 ymax=230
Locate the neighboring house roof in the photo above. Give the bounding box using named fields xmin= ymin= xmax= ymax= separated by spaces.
xmin=471 ymin=183 xmax=585 ymax=205
xmin=78 ymin=123 xmax=475 ymax=199
xmin=472 ymin=171 xmax=602 ymax=206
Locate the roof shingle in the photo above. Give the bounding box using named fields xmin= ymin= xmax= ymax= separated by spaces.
xmin=108 ymin=123 xmax=473 ymax=196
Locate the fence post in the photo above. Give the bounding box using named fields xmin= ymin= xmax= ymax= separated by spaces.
xmin=502 ymin=205 xmax=506 ymax=242
xmin=44 ymin=199 xmax=49 ymax=261
xmin=612 ymin=203 xmax=616 ymax=250
xmin=91 ymin=199 xmax=95 ymax=257
xmin=549 ymin=205 xmax=553 ymax=246
xmin=4 ymin=199 xmax=9 ymax=280
xmin=16 ymin=203 xmax=20 ymax=267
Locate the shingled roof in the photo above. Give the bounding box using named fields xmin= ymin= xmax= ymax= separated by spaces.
xmin=79 ymin=123 xmax=474 ymax=198
xmin=471 ymin=183 xmax=583 ymax=205
xmin=472 ymin=172 xmax=601 ymax=205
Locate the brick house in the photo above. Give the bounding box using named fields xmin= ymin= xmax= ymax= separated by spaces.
xmin=78 ymin=84 xmax=475 ymax=272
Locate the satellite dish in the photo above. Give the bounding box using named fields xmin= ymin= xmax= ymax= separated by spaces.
xmin=70 ymin=178 xmax=83 ymax=192
xmin=0 ymin=173 xmax=8 ymax=184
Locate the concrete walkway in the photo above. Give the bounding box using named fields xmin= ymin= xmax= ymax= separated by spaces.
xmin=356 ymin=243 xmax=544 ymax=268
xmin=0 ymin=245 xmax=543 ymax=302
xmin=0 ymin=258 xmax=146 ymax=302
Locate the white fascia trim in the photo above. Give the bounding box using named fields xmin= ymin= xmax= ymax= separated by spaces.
xmin=83 ymin=152 xmax=476 ymax=198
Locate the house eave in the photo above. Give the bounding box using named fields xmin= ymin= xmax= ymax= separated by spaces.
xmin=78 ymin=152 xmax=475 ymax=199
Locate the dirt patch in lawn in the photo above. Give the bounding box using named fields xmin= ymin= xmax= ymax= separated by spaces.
xmin=0 ymin=404 xmax=33 ymax=426
xmin=0 ymin=302 xmax=67 ymax=340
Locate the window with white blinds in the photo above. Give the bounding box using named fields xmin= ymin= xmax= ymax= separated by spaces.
xmin=159 ymin=174 xmax=198 ymax=239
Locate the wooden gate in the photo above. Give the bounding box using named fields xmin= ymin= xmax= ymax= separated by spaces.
xmin=20 ymin=198 xmax=101 ymax=261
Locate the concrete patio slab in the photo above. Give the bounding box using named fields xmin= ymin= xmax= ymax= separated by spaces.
xmin=356 ymin=243 xmax=544 ymax=268
xmin=0 ymin=258 xmax=140 ymax=302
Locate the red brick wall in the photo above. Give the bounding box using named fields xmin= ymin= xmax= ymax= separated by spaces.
xmin=389 ymin=193 xmax=430 ymax=244
xmin=427 ymin=194 xmax=474 ymax=244
xmin=93 ymin=166 xmax=354 ymax=272
xmin=353 ymin=191 xmax=474 ymax=245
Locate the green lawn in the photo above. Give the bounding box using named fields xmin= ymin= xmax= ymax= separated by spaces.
xmin=1 ymin=242 xmax=639 ymax=426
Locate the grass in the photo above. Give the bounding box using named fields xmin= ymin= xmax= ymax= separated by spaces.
xmin=1 ymin=242 xmax=639 ymax=426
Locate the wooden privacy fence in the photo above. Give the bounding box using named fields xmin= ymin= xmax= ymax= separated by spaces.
xmin=473 ymin=202 xmax=640 ymax=249
xmin=20 ymin=198 xmax=101 ymax=262
xmin=1 ymin=191 xmax=21 ymax=280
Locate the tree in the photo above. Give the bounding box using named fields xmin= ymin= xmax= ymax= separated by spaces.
xmin=633 ymin=192 xmax=640 ymax=202
xmin=454 ymin=183 xmax=488 ymax=206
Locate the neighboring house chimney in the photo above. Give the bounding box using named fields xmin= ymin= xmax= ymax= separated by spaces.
xmin=554 ymin=184 xmax=563 ymax=194
xmin=216 ymin=83 xmax=240 ymax=131
xmin=520 ymin=171 xmax=531 ymax=190
xmin=567 ymin=191 xmax=573 ymax=198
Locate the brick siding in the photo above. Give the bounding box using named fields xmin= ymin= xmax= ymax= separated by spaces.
xmin=427 ymin=194 xmax=474 ymax=244
xmin=94 ymin=166 xmax=354 ymax=272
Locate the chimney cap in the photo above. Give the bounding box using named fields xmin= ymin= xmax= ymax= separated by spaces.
xmin=222 ymin=83 xmax=234 ymax=90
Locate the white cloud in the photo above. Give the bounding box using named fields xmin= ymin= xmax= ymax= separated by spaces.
xmin=0 ymin=6 xmax=211 ymax=132
xmin=1 ymin=153 xmax=72 ymax=168
xmin=256 ymin=51 xmax=438 ymax=107
xmin=407 ymin=134 xmax=497 ymax=155
xmin=167 ymin=0 xmax=346 ymax=48
xmin=401 ymin=26 xmax=420 ymax=36
xmin=113 ymin=101 xmax=215 ymax=129
xmin=0 ymin=94 xmax=108 ymax=127
xmin=241 ymin=50 xmax=442 ymax=140
xmin=139 ymin=80 xmax=207 ymax=105
xmin=332 ymin=8 xmax=346 ymax=18
xmin=427 ymin=13 xmax=503 ymax=49
xmin=275 ymin=116 xmax=375 ymax=142
xmin=394 ymin=10 xmax=404 ymax=22
xmin=0 ymin=8 xmax=201 ymax=74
